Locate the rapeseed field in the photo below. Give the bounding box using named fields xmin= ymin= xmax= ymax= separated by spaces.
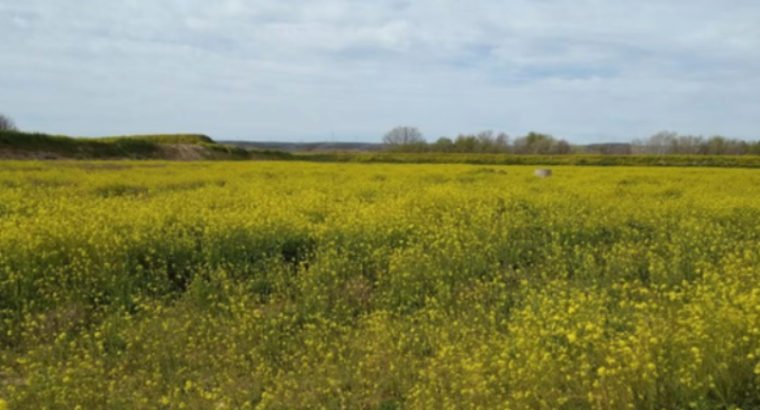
xmin=0 ymin=161 xmax=758 ymax=409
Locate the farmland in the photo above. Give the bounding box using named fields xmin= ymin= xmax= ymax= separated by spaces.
xmin=0 ymin=161 xmax=759 ymax=409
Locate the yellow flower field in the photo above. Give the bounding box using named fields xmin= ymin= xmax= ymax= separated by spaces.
xmin=0 ymin=161 xmax=758 ymax=409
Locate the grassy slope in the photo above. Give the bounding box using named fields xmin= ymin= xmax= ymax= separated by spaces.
xmin=0 ymin=130 xmax=278 ymax=160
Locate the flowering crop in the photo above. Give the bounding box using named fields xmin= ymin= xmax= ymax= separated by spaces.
xmin=0 ymin=161 xmax=758 ymax=409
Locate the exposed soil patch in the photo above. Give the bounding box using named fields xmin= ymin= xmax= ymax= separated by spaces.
xmin=159 ymin=144 xmax=209 ymax=160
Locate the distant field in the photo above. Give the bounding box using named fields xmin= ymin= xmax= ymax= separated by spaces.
xmin=300 ymin=151 xmax=760 ymax=168
xmin=1 ymin=161 xmax=759 ymax=409
xmin=4 ymin=131 xmax=760 ymax=168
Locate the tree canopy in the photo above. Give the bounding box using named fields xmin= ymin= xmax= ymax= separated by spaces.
xmin=0 ymin=113 xmax=16 ymax=131
xmin=383 ymin=126 xmax=425 ymax=146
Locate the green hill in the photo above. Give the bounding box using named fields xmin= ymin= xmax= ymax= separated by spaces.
xmin=0 ymin=131 xmax=267 ymax=160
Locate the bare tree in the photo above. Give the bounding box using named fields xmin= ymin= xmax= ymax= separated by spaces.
xmin=511 ymin=132 xmax=572 ymax=154
xmin=553 ymin=139 xmax=572 ymax=154
xmin=637 ymin=131 xmax=678 ymax=154
xmin=383 ymin=126 xmax=425 ymax=146
xmin=0 ymin=113 xmax=16 ymax=131
xmin=513 ymin=132 xmax=555 ymax=154
xmin=495 ymin=132 xmax=510 ymax=150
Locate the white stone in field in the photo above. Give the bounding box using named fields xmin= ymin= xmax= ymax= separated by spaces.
xmin=534 ymin=168 xmax=552 ymax=178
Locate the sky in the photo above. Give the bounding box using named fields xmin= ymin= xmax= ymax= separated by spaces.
xmin=1 ymin=1 xmax=759 ymax=143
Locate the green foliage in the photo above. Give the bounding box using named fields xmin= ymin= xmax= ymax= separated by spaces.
xmin=0 ymin=162 xmax=759 ymax=408
xmin=0 ymin=130 xmax=253 ymax=160
xmin=95 ymin=134 xmax=215 ymax=145
xmin=298 ymin=152 xmax=760 ymax=168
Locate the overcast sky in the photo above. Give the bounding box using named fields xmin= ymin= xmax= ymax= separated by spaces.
xmin=1 ymin=1 xmax=759 ymax=143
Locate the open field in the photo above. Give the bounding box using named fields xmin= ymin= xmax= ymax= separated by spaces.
xmin=0 ymin=161 xmax=759 ymax=409
xmin=301 ymin=152 xmax=760 ymax=168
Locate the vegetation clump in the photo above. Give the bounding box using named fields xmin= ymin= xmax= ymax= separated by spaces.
xmin=0 ymin=130 xmax=254 ymax=160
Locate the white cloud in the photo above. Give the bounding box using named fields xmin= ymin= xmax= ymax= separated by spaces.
xmin=1 ymin=0 xmax=759 ymax=142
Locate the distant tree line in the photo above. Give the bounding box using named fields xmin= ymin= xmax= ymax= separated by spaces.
xmin=383 ymin=127 xmax=572 ymax=154
xmin=631 ymin=131 xmax=760 ymax=155
xmin=383 ymin=126 xmax=760 ymax=155
xmin=0 ymin=113 xmax=16 ymax=131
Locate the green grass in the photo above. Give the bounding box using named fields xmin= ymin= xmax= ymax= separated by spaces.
xmin=297 ymin=152 xmax=760 ymax=168
xmin=0 ymin=130 xmax=160 ymax=158
xmin=94 ymin=134 xmax=215 ymax=145
xmin=0 ymin=131 xmax=261 ymax=160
